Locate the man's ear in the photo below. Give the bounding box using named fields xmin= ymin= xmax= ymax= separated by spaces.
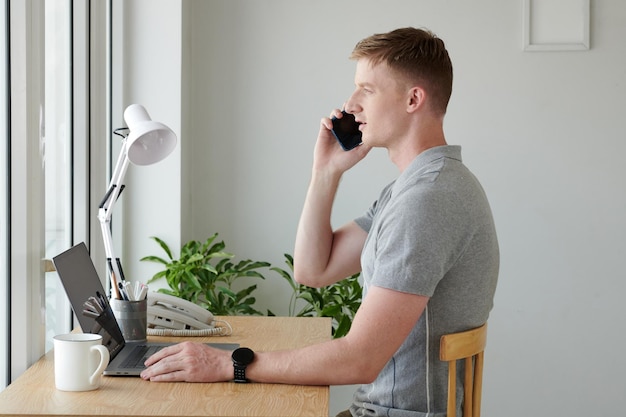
xmin=407 ymin=86 xmax=426 ymax=113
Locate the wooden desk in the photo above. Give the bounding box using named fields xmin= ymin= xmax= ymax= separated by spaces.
xmin=0 ymin=316 xmax=331 ymax=417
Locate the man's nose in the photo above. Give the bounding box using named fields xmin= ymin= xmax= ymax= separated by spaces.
xmin=344 ymin=95 xmax=359 ymax=115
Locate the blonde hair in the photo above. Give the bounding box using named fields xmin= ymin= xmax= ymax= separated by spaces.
xmin=350 ymin=27 xmax=453 ymax=115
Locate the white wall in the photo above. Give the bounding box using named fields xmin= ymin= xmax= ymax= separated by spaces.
xmin=123 ymin=1 xmax=626 ymax=415
xmin=120 ymin=0 xmax=184 ymax=284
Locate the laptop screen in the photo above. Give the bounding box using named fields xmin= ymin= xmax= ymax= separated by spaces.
xmin=52 ymin=242 xmax=125 ymax=358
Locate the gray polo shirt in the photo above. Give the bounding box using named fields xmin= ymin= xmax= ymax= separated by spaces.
xmin=351 ymin=145 xmax=499 ymax=417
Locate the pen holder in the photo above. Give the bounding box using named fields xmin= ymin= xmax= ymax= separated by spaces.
xmin=110 ymin=298 xmax=147 ymax=342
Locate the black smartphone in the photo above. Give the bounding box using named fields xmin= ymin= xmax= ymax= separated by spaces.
xmin=331 ymin=111 xmax=362 ymax=151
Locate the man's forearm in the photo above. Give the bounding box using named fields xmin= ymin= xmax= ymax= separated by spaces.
xmin=246 ymin=338 xmax=376 ymax=386
xmin=293 ymin=170 xmax=342 ymax=287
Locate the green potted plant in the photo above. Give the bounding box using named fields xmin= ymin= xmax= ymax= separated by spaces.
xmin=140 ymin=234 xmax=270 ymax=316
xmin=270 ymin=254 xmax=362 ymax=338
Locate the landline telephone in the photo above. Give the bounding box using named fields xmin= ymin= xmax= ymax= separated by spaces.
xmin=146 ymin=292 xmax=232 ymax=337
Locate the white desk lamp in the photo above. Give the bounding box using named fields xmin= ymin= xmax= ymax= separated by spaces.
xmin=98 ymin=104 xmax=177 ymax=299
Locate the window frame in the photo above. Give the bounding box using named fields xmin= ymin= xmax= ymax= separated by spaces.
xmin=2 ymin=0 xmax=109 ymax=386
xmin=8 ymin=0 xmax=47 ymax=382
xmin=1 ymin=0 xmax=10 ymax=390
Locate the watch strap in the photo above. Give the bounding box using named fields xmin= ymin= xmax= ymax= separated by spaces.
xmin=233 ymin=364 xmax=248 ymax=383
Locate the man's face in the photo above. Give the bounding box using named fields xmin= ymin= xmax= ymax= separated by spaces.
xmin=345 ymin=59 xmax=411 ymax=148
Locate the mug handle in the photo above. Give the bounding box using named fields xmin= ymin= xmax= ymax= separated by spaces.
xmin=88 ymin=345 xmax=110 ymax=385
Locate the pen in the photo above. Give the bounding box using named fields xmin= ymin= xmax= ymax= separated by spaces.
xmin=88 ymin=296 xmax=104 ymax=312
xmin=123 ymin=281 xmax=135 ymax=301
xmin=84 ymin=301 xmax=100 ymax=314
xmin=96 ymin=291 xmax=110 ymax=312
xmin=118 ymin=282 xmax=129 ymax=300
xmin=82 ymin=309 xmax=100 ymax=319
xmin=107 ymin=259 xmax=121 ymax=299
xmin=138 ymin=284 xmax=148 ymax=301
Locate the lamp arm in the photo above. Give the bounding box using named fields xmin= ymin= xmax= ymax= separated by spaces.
xmin=100 ymin=140 xmax=131 ymax=222
xmin=99 ymin=214 xmax=122 ymax=299
xmin=97 ymin=140 xmax=131 ymax=299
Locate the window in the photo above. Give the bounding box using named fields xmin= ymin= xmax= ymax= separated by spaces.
xmin=1 ymin=0 xmax=9 ymax=391
xmin=44 ymin=0 xmax=73 ymax=353
xmin=1 ymin=0 xmax=109 ymax=388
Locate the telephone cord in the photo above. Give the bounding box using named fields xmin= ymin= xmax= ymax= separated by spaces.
xmin=146 ymin=319 xmax=233 ymax=337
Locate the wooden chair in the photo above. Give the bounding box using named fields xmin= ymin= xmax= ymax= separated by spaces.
xmin=439 ymin=323 xmax=488 ymax=417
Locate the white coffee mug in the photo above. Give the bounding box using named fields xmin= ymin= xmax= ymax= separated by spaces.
xmin=53 ymin=333 xmax=110 ymax=391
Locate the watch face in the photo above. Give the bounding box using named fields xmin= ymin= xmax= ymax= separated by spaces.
xmin=232 ymin=347 xmax=254 ymax=365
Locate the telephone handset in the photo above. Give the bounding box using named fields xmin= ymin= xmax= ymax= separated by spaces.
xmin=147 ymin=292 xmax=215 ymax=330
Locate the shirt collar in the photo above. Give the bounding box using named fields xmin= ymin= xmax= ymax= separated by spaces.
xmin=394 ymin=145 xmax=462 ymax=188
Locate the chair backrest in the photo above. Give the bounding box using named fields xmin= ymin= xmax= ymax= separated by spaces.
xmin=439 ymin=323 xmax=488 ymax=417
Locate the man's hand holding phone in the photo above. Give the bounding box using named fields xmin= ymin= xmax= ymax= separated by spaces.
xmin=313 ymin=109 xmax=371 ymax=175
xmin=331 ymin=110 xmax=363 ymax=151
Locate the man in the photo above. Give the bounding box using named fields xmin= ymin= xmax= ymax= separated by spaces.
xmin=141 ymin=27 xmax=499 ymax=417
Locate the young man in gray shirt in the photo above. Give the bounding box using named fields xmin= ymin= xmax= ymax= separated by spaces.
xmin=141 ymin=27 xmax=499 ymax=417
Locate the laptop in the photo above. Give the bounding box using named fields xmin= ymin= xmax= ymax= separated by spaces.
xmin=52 ymin=242 xmax=238 ymax=376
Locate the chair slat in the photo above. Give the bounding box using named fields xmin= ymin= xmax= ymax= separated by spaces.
xmin=447 ymin=360 xmax=457 ymax=417
xmin=464 ymin=356 xmax=473 ymax=417
xmin=473 ymin=351 xmax=484 ymax=417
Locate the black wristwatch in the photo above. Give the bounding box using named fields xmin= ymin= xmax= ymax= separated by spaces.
xmin=231 ymin=347 xmax=255 ymax=383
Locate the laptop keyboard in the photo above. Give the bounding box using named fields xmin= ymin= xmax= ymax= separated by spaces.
xmin=121 ymin=345 xmax=163 ymax=369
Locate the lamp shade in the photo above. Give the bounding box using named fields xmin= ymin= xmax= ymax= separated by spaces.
xmin=124 ymin=104 xmax=177 ymax=166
